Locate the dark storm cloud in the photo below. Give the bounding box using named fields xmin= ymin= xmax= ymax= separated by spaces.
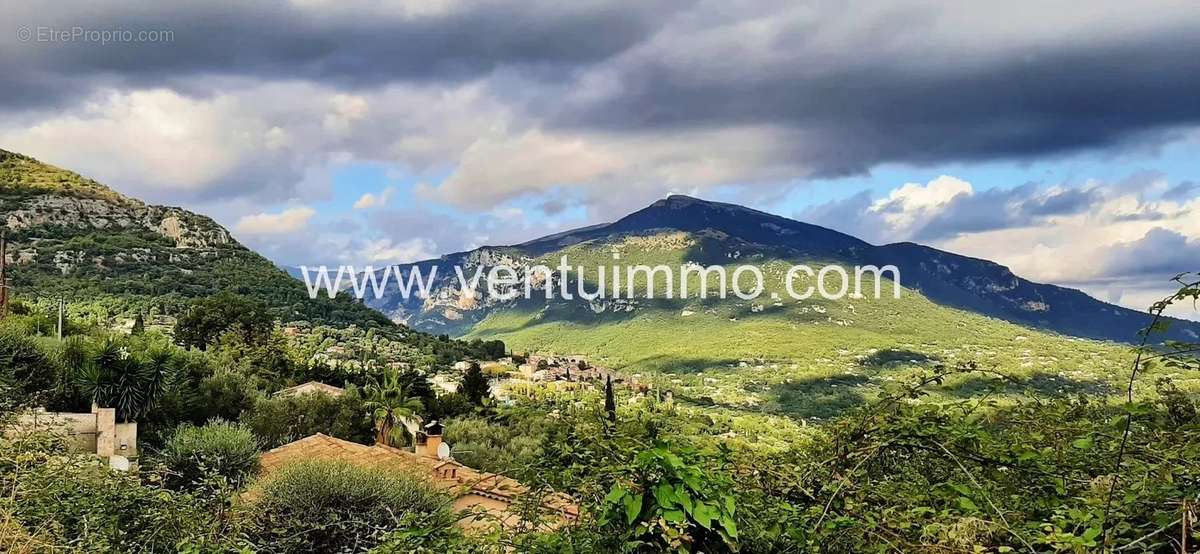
xmin=4 ymin=0 xmax=1200 ymax=206
xmin=551 ymin=9 xmax=1200 ymax=177
xmin=1 ymin=0 xmax=683 ymax=110
xmin=1105 ymin=228 xmax=1200 ymax=280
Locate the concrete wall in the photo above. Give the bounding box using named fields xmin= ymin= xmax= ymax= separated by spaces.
xmin=15 ymin=411 xmax=100 ymax=452
xmin=10 ymin=407 xmax=136 ymax=462
xmin=115 ymin=422 xmax=137 ymax=458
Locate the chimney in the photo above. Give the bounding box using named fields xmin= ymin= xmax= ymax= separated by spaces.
xmin=420 ymin=420 xmax=445 ymax=459
xmin=424 ymin=433 xmax=442 ymax=459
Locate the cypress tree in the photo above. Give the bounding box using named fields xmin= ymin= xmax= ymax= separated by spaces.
xmin=604 ymin=374 xmax=616 ymax=422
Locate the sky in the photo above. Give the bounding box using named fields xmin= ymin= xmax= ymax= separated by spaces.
xmin=2 ymin=0 xmax=1199 ymax=317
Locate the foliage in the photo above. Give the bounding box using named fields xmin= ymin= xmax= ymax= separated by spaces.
xmin=461 ymin=362 xmax=491 ymax=406
xmin=196 ymin=369 xmax=262 ymax=422
xmin=73 ymin=338 xmax=174 ymax=422
xmin=364 ymin=369 xmax=425 ymax=447
xmin=174 ymin=292 xmax=274 ymax=350
xmin=250 ymin=459 xmax=456 ymax=553
xmin=0 ymin=329 xmax=57 ymax=407
xmin=160 ymin=420 xmax=261 ymax=490
xmin=0 ymin=429 xmax=247 ymax=553
xmin=600 ymin=444 xmax=739 ymax=553
xmin=442 ymin=415 xmax=547 ymax=474
xmin=243 ymin=388 xmax=374 ymax=449
xmin=605 ymin=375 xmax=617 ymax=423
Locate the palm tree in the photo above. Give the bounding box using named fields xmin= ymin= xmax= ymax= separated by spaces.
xmin=363 ymin=369 xmax=424 ymax=447
xmin=74 ymin=339 xmax=173 ymax=422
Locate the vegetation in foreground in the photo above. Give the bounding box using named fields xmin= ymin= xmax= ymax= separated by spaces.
xmin=0 ymin=277 xmax=1197 ymax=552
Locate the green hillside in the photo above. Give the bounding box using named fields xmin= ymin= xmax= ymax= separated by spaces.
xmin=459 ymin=231 xmax=1155 ymax=417
xmin=0 ymin=149 xmax=388 ymax=329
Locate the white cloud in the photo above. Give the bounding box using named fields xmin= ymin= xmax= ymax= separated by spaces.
xmin=361 ymin=238 xmax=437 ymax=263
xmin=323 ymin=94 xmax=370 ymax=135
xmin=869 ymin=176 xmax=974 ymax=230
xmin=804 ymin=174 xmax=1200 ymax=318
xmin=0 ymin=89 xmax=269 ymax=193
xmin=424 ymin=124 xmax=808 ymax=217
xmin=353 ymin=186 xmax=397 ymax=209
xmin=234 ymin=207 xmax=316 ymax=235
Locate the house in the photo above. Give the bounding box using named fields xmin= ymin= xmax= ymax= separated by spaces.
xmin=10 ymin=406 xmax=137 ymax=471
xmin=273 ymin=381 xmax=345 ymax=398
xmin=431 ymin=373 xmax=459 ymax=395
xmin=259 ymin=432 xmax=578 ymax=530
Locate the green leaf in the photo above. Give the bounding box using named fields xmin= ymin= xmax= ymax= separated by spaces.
xmin=624 ymin=493 xmax=643 ymax=525
xmin=723 ymin=517 xmax=739 ymax=539
xmin=654 ymin=483 xmax=677 ymax=509
xmin=957 ymin=497 xmax=979 ymax=512
xmin=693 ymin=502 xmax=717 ymax=529
xmin=604 ymin=486 xmax=628 ymax=505
xmin=662 ymin=509 xmax=685 ymax=524
xmin=1071 ymin=437 xmax=1093 ymax=450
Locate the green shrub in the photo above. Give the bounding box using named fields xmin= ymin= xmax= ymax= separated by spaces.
xmin=0 ymin=329 xmax=59 ymax=407
xmin=252 ymin=460 xmax=456 ymax=553
xmin=0 ymin=430 xmax=244 ymax=552
xmin=197 ymin=369 xmax=261 ymax=421
xmin=243 ymin=388 xmax=373 ymax=449
xmin=161 ymin=420 xmax=260 ymax=489
xmin=443 ymin=416 xmax=546 ymax=473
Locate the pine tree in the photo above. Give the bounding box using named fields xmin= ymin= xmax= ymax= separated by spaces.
xmin=604 ymin=374 xmax=617 ymax=422
xmin=461 ymin=362 xmax=490 ymax=406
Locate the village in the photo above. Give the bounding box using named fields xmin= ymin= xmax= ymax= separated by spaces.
xmin=3 ymin=339 xmax=657 ymax=534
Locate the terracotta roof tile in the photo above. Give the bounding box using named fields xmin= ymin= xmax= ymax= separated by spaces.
xmin=258 ymin=434 xmax=579 ymax=524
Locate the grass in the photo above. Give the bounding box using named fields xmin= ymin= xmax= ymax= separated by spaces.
xmin=464 ymin=232 xmax=1195 ymax=421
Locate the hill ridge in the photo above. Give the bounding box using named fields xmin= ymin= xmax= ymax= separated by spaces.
xmin=368 ymin=195 xmax=1198 ymax=344
xmin=0 ymin=147 xmax=391 ymax=329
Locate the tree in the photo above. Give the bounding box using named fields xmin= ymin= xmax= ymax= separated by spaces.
xmin=460 ymin=362 xmax=490 ymax=406
xmin=0 ymin=330 xmax=60 ymax=410
xmin=364 ymin=369 xmax=424 ymax=447
xmin=74 ymin=340 xmax=174 ymax=422
xmin=130 ymin=314 xmax=145 ymax=335
xmin=604 ymin=375 xmax=617 ymax=423
xmin=174 ymin=292 xmax=273 ymax=350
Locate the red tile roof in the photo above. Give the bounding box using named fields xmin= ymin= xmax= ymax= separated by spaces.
xmin=259 ymin=434 xmax=578 ymax=525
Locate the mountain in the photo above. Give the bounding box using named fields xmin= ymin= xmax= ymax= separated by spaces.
xmin=0 ymin=148 xmax=390 ymax=329
xmin=365 ymin=195 xmax=1198 ymax=373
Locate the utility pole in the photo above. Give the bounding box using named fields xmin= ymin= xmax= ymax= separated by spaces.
xmin=0 ymin=231 xmax=8 ymax=319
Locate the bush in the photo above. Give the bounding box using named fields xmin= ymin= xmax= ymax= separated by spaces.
xmin=251 ymin=460 xmax=457 ymax=553
xmin=443 ymin=416 xmax=546 ymax=474
xmin=243 ymin=389 xmax=373 ymax=449
xmin=197 ymin=369 xmax=260 ymax=421
xmin=0 ymin=329 xmax=59 ymax=407
xmin=0 ymin=430 xmax=244 ymax=552
xmin=161 ymin=420 xmax=260 ymax=489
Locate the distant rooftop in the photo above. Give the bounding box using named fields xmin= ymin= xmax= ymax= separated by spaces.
xmin=272 ymin=381 xmax=345 ymax=398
